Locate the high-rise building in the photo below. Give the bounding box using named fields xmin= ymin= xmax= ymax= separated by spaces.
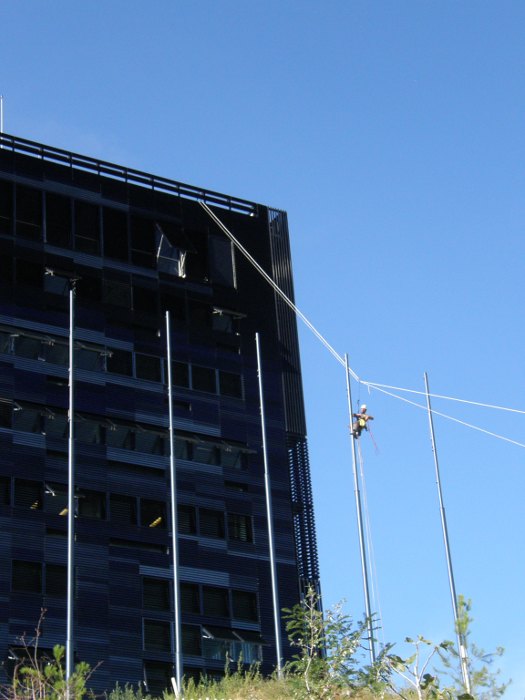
xmin=0 ymin=133 xmax=319 ymax=694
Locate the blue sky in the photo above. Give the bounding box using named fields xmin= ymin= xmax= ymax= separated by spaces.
xmin=1 ymin=1 xmax=524 ymax=695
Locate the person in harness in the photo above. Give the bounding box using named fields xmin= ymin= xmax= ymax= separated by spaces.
xmin=352 ymin=404 xmax=374 ymax=439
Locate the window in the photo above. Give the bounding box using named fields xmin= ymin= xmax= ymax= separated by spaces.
xmin=135 ymin=354 xmax=161 ymax=382
xmin=203 ymin=587 xmax=229 ymax=617
xmin=46 ymin=193 xmax=71 ymax=247
xmin=135 ymin=428 xmax=165 ymax=455
xmin=219 ymin=371 xmax=243 ymax=399
xmin=141 ymin=499 xmax=166 ymax=529
xmin=202 ymin=626 xmax=236 ymax=662
xmin=16 ymin=185 xmax=42 ymax=240
xmin=74 ymin=200 xmax=100 ymax=254
xmin=14 ymin=479 xmax=42 ymax=510
xmin=106 ymin=423 xmax=134 ymax=450
xmin=131 ymin=216 xmax=156 ymax=268
xmin=221 ymin=445 xmax=248 ymax=471
xmin=107 ymin=349 xmax=133 ymax=376
xmin=182 ymin=624 xmax=201 ymax=656
xmin=13 ymin=403 xmax=42 ymax=433
xmin=75 ymin=416 xmax=102 ymax=444
xmin=110 ymin=494 xmax=137 ymax=525
xmin=133 ymin=285 xmax=157 ymax=314
xmin=0 ymin=399 xmax=11 ymax=428
xmin=193 ymin=442 xmax=220 ymax=466
xmin=143 ymin=578 xmax=170 ymax=611
xmin=103 ymin=278 xmax=132 ymax=309
xmin=175 ymin=437 xmax=191 ymax=460
xmin=209 ymin=236 xmax=235 ymax=287
xmin=178 ymin=504 xmax=196 ymax=535
xmin=143 ymin=619 xmax=171 ymax=652
xmin=228 ymin=513 xmax=253 ymax=543
xmin=44 ymin=410 xmax=68 ymax=439
xmin=45 ymin=341 xmax=69 ymax=366
xmin=143 ymin=661 xmax=173 ymax=696
xmin=77 ymin=489 xmax=106 ymax=519
xmin=200 ymin=509 xmax=225 ymax=539
xmin=45 ymin=564 xmax=67 ymax=597
xmin=172 ymin=361 xmax=189 ymax=388
xmin=232 ymin=591 xmax=258 ymax=621
xmin=103 ymin=208 xmax=128 ymax=261
xmin=0 ymin=179 xmax=13 ymax=234
xmin=76 ymin=346 xmax=103 ymax=371
xmin=192 ymin=366 xmax=216 ymax=393
xmin=44 ymin=483 xmax=68 ymax=516
xmin=16 ymin=259 xmax=43 ymax=288
xmin=181 ymin=583 xmax=200 ymax=614
xmin=12 ymin=561 xmax=42 ymax=593
xmin=14 ymin=334 xmax=43 ymax=360
xmin=0 ymin=475 xmax=10 ymax=505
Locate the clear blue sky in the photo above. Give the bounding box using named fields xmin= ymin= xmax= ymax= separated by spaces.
xmin=1 ymin=1 xmax=524 ymax=695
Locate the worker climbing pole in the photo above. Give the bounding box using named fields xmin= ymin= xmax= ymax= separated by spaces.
xmin=352 ymin=404 xmax=374 ymax=439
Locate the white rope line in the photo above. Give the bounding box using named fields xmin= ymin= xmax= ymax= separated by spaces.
xmin=200 ymin=201 xmax=524 ymax=424
xmin=363 ymin=381 xmax=525 ymax=416
xmin=199 ymin=201 xmax=360 ymax=380
xmin=371 ymin=384 xmax=525 ymax=449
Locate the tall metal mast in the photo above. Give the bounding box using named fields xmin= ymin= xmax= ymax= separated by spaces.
xmin=166 ymin=312 xmax=182 ymax=696
xmin=424 ymin=372 xmax=471 ymax=694
xmin=255 ymin=332 xmax=283 ymax=676
xmin=66 ymin=285 xmax=76 ymax=694
xmin=344 ymin=355 xmax=376 ymax=664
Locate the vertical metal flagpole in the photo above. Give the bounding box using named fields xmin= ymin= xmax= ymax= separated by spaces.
xmin=166 ymin=312 xmax=182 ymax=696
xmin=66 ymin=285 xmax=75 ymax=692
xmin=255 ymin=332 xmax=283 ymax=677
xmin=344 ymin=355 xmax=376 ymax=664
xmin=424 ymin=372 xmax=471 ymax=694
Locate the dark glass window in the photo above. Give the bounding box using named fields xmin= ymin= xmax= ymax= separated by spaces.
xmin=76 ymin=347 xmax=103 ymax=371
xmin=144 ymin=619 xmax=171 ymax=652
xmin=134 ymin=429 xmax=165 ymax=455
xmin=189 ymin=301 xmax=210 ymax=328
xmin=172 ymin=361 xmax=189 ymax=388
xmin=175 ymin=438 xmax=191 ymax=460
xmin=16 ymin=185 xmax=42 ymax=240
xmin=12 ymin=561 xmax=42 ymax=593
xmin=46 ymin=193 xmax=71 ymax=247
xmin=221 ymin=447 xmax=246 ymax=470
xmin=192 ymin=366 xmax=216 ymax=393
xmin=203 ymin=587 xmax=229 ymax=617
xmin=135 ymin=354 xmax=161 ymax=382
xmin=228 ymin=513 xmax=253 ymax=543
xmin=219 ymin=371 xmax=243 ymax=399
xmin=75 ymin=416 xmax=102 ymax=444
xmin=13 ymin=404 xmax=42 ymax=433
xmin=74 ymin=200 xmax=100 ymax=254
xmin=16 ymin=259 xmax=43 ymax=288
xmin=178 ymin=504 xmax=196 ymax=535
xmin=77 ymin=489 xmax=106 ymax=519
xmin=107 ymin=349 xmax=133 ymax=376
xmin=0 ymin=399 xmax=11 ymax=428
xmin=141 ymin=499 xmax=166 ymax=529
xmin=0 ymin=475 xmax=10 ymax=505
xmin=209 ymin=236 xmax=235 ymax=287
xmin=182 ymin=624 xmax=201 ymax=656
xmin=14 ymin=479 xmax=42 ymax=510
xmin=200 ymin=509 xmax=225 ymax=539
xmin=15 ymin=335 xmax=43 ymax=360
xmin=45 ymin=564 xmax=67 ymax=597
xmin=103 ymin=208 xmax=128 ymax=261
xmin=45 ymin=341 xmax=69 ymax=366
xmin=76 ymin=275 xmax=102 ymax=304
xmin=143 ymin=578 xmax=170 ymax=611
xmin=133 ymin=285 xmax=157 ymax=314
xmin=44 ymin=483 xmax=68 ymax=516
xmin=0 ymin=179 xmax=13 ymax=234
xmin=193 ymin=443 xmax=220 ymax=466
xmin=106 ymin=423 xmax=134 ymax=450
xmin=110 ymin=494 xmax=137 ymax=525
xmin=44 ymin=411 xmax=68 ymax=439
xmin=131 ymin=216 xmax=156 ymax=268
xmin=144 ymin=661 xmax=173 ymax=697
xmin=181 ymin=583 xmax=200 ymax=614
xmin=0 ymin=330 xmax=11 ymax=354
xmin=103 ymin=279 xmax=132 ymax=308
xmin=232 ymin=591 xmax=258 ymax=621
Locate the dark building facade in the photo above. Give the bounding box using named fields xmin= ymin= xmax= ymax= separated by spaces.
xmin=0 ymin=133 xmax=319 ymax=693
